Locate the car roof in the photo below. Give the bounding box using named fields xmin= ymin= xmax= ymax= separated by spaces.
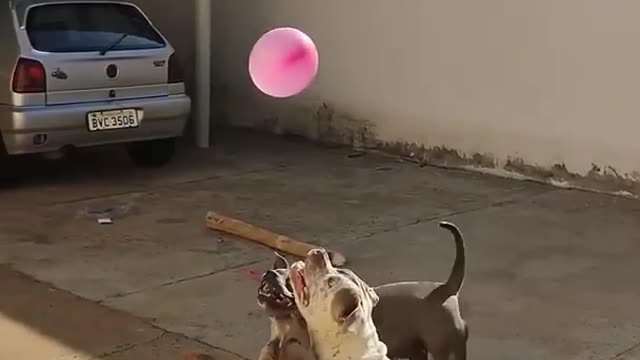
xmin=10 ymin=0 xmax=138 ymax=28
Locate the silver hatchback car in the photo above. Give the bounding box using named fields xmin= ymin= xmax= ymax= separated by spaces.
xmin=0 ymin=0 xmax=191 ymax=174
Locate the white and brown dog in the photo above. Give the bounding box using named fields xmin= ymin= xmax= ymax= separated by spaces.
xmin=289 ymin=248 xmax=389 ymax=360
xmin=257 ymin=222 xmax=468 ymax=360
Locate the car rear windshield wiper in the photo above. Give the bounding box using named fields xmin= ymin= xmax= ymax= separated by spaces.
xmin=99 ymin=33 xmax=128 ymax=55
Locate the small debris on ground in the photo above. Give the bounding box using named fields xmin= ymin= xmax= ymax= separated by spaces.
xmin=97 ymin=217 xmax=113 ymax=225
xmin=347 ymin=151 xmax=366 ymax=158
xmin=79 ymin=201 xmax=133 ymax=222
xmin=375 ymin=166 xmax=392 ymax=171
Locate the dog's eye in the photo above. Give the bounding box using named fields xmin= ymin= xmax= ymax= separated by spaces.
xmin=285 ymin=278 xmax=294 ymax=292
xmin=327 ymin=277 xmax=336 ymax=288
xmin=261 ymin=283 xmax=271 ymax=293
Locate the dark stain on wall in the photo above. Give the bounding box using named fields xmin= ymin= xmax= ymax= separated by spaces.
xmin=221 ymin=97 xmax=640 ymax=198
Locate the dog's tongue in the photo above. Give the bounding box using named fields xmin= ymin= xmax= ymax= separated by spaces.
xmin=291 ymin=268 xmax=306 ymax=300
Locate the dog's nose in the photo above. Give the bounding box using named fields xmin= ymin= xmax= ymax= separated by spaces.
xmin=306 ymin=248 xmax=329 ymax=270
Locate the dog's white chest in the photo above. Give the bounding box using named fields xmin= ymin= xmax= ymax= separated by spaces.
xmin=312 ymin=329 xmax=388 ymax=360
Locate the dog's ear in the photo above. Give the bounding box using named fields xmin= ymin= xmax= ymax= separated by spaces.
xmin=330 ymin=288 xmax=362 ymax=333
xmin=363 ymin=283 xmax=379 ymax=307
xmin=341 ymin=268 xmax=379 ymax=307
xmin=355 ymin=273 xmax=378 ymax=306
xmin=273 ymin=252 xmax=289 ymax=270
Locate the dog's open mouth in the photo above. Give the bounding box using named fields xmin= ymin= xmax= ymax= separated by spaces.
xmin=256 ymin=273 xmax=297 ymax=317
xmin=290 ymin=262 xmax=309 ymax=307
xmin=257 ymin=286 xmax=294 ymax=311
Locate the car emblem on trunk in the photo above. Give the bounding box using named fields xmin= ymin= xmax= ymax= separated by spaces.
xmin=106 ymin=64 xmax=118 ymax=79
xmin=51 ymin=68 xmax=68 ymax=80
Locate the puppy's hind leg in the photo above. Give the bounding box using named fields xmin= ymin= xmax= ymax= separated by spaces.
xmin=453 ymin=343 xmax=466 ymax=360
xmin=451 ymin=322 xmax=468 ymax=360
xmin=430 ymin=349 xmax=451 ymax=360
xmin=258 ymin=339 xmax=280 ymax=360
xmin=452 ymin=331 xmax=467 ymax=360
xmin=431 ymin=341 xmax=466 ymax=360
xmin=407 ymin=347 xmax=428 ymax=360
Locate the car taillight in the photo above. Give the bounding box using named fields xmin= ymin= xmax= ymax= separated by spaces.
xmin=168 ymin=54 xmax=184 ymax=84
xmin=12 ymin=58 xmax=46 ymax=93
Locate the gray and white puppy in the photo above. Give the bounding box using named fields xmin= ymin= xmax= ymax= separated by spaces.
xmin=256 ymin=221 xmax=468 ymax=360
xmin=373 ymin=221 xmax=468 ymax=360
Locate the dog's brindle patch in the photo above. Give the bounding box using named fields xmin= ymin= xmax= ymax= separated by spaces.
xmin=257 ymin=253 xmax=314 ymax=360
xmin=258 ymin=267 xmax=297 ymax=318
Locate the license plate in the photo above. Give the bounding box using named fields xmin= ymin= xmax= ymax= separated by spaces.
xmin=87 ymin=109 xmax=139 ymax=131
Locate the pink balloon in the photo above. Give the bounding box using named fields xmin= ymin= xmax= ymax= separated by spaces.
xmin=249 ymin=27 xmax=319 ymax=98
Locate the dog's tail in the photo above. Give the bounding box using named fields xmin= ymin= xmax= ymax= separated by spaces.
xmin=439 ymin=221 xmax=466 ymax=295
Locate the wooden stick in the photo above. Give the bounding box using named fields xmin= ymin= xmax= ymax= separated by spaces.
xmin=205 ymin=211 xmax=346 ymax=266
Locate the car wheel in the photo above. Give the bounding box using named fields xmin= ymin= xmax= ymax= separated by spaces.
xmin=0 ymin=156 xmax=14 ymax=184
xmin=0 ymin=138 xmax=19 ymax=185
xmin=126 ymin=138 xmax=177 ymax=168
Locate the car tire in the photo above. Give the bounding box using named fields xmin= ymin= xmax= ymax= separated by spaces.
xmin=0 ymin=137 xmax=19 ymax=185
xmin=126 ymin=138 xmax=177 ymax=168
xmin=0 ymin=156 xmax=13 ymax=184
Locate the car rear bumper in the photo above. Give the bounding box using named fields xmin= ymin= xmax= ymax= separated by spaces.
xmin=0 ymin=94 xmax=190 ymax=155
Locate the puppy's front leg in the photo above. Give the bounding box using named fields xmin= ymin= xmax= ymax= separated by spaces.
xmin=281 ymin=339 xmax=315 ymax=360
xmin=259 ymin=339 xmax=280 ymax=360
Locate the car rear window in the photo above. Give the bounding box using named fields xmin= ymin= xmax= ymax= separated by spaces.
xmin=26 ymin=3 xmax=166 ymax=53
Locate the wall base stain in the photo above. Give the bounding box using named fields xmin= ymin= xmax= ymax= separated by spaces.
xmin=217 ymin=94 xmax=640 ymax=199
xmin=312 ymin=102 xmax=378 ymax=150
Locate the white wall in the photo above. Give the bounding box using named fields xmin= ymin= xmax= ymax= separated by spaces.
xmin=134 ymin=0 xmax=195 ymax=88
xmin=133 ymin=0 xmax=197 ymax=136
xmin=210 ymin=1 xmax=640 ymax=192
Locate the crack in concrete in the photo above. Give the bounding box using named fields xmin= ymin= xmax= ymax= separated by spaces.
xmin=98 ymin=258 xmax=268 ymax=303
xmin=608 ymin=341 xmax=640 ymax=360
xmin=175 ymin=336 xmax=251 ymax=360
xmin=131 ymin=318 xmax=252 ymax=360
xmin=93 ymin=189 xmax=552 ymax=303
xmin=46 ymin=167 xmax=276 ymax=207
xmin=99 ymin=331 xmax=168 ymax=358
xmin=351 ymin=188 xmax=557 ymax=243
xmin=50 ymin=191 xmax=147 ymax=207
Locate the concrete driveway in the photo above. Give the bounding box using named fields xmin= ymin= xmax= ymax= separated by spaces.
xmin=0 ymin=128 xmax=638 ymax=360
